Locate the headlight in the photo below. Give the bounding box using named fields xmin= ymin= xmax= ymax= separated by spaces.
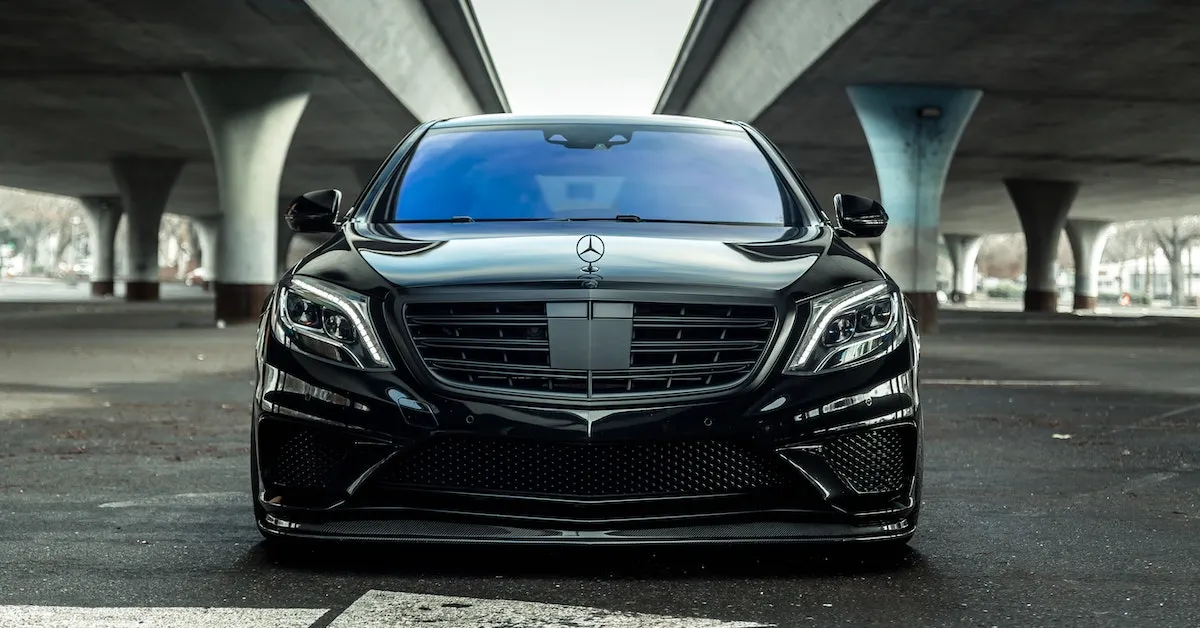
xmin=272 ymin=276 xmax=393 ymax=370
xmin=783 ymin=280 xmax=906 ymax=375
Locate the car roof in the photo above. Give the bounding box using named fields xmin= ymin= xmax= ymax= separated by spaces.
xmin=430 ymin=113 xmax=739 ymax=131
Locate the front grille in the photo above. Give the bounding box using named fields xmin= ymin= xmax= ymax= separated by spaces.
xmin=613 ymin=302 xmax=776 ymax=394
xmin=404 ymin=301 xmax=581 ymax=393
xmin=372 ymin=437 xmax=796 ymax=498
xmin=821 ymin=427 xmax=912 ymax=494
xmin=403 ymin=300 xmax=778 ymax=398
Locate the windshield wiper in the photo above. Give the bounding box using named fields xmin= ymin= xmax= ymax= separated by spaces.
xmin=392 ymin=217 xmax=556 ymax=223
xmin=547 ymin=216 xmax=769 ymax=226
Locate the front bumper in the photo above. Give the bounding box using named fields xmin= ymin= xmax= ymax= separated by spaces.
xmin=253 ymin=326 xmax=922 ymax=546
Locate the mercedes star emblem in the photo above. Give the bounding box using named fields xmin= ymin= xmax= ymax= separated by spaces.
xmin=576 ymin=235 xmax=605 ymax=264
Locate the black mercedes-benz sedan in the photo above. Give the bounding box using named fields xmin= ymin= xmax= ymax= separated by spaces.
xmin=253 ymin=114 xmax=922 ymax=547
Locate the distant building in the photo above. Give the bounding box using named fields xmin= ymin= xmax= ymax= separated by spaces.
xmin=1097 ymin=246 xmax=1200 ymax=299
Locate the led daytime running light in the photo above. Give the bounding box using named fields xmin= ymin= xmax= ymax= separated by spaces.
xmin=791 ymin=282 xmax=889 ymax=370
xmin=290 ymin=278 xmax=387 ymax=366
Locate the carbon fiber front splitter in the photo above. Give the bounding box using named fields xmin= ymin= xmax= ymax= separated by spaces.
xmin=259 ymin=513 xmax=915 ymax=546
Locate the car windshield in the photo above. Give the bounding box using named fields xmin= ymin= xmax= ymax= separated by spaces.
xmin=386 ymin=123 xmax=795 ymax=225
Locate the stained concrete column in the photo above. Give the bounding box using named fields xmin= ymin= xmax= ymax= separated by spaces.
xmin=847 ymin=85 xmax=983 ymax=333
xmin=1003 ymin=179 xmax=1079 ymax=313
xmin=78 ymin=196 xmax=123 ymax=297
xmin=943 ymin=234 xmax=983 ymax=303
xmin=1064 ymin=218 xmax=1114 ymax=310
xmin=193 ymin=216 xmax=219 ymax=292
xmin=110 ymin=157 xmax=185 ymax=301
xmin=184 ymin=71 xmax=311 ymax=323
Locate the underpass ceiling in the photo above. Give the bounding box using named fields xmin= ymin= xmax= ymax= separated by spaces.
xmin=753 ymin=0 xmax=1200 ymax=235
xmin=0 ymin=0 xmax=421 ymax=213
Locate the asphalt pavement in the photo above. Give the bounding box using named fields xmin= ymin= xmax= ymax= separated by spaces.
xmin=0 ymin=301 xmax=1197 ymax=627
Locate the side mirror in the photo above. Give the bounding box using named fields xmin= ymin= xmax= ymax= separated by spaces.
xmin=832 ymin=193 xmax=888 ymax=238
xmin=285 ymin=189 xmax=342 ymax=233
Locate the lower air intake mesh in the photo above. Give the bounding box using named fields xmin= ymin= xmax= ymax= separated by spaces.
xmin=821 ymin=427 xmax=911 ymax=494
xmin=376 ymin=437 xmax=795 ymax=498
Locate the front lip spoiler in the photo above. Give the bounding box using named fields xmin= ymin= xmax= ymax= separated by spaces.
xmin=259 ymin=514 xmax=915 ymax=546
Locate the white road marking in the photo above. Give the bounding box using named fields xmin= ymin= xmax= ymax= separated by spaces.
xmin=99 ymin=492 xmax=245 ymax=508
xmin=0 ymin=606 xmax=326 ymax=628
xmin=327 ymin=590 xmax=773 ymax=628
xmin=923 ymin=378 xmax=1099 ymax=387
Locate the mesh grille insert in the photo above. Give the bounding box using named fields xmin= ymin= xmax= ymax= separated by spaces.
xmin=259 ymin=423 xmax=351 ymax=491
xmin=821 ymin=427 xmax=911 ymax=494
xmin=375 ymin=438 xmax=796 ymax=498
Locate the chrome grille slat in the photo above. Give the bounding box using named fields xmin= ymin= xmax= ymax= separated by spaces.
xmin=403 ymin=300 xmax=777 ymax=398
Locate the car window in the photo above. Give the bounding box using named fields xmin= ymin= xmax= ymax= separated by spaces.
xmin=387 ymin=124 xmax=794 ymax=225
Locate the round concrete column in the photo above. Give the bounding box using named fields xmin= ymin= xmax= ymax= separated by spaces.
xmin=1003 ymin=179 xmax=1079 ymax=313
xmin=1065 ymin=218 xmax=1114 ymax=310
xmin=193 ymin=216 xmax=219 ymax=292
xmin=847 ymin=85 xmax=983 ymax=334
xmin=110 ymin=157 xmax=185 ymax=301
xmin=184 ymin=71 xmax=312 ymax=323
xmin=943 ymin=234 xmax=982 ymax=303
xmin=78 ymin=196 xmax=123 ymax=297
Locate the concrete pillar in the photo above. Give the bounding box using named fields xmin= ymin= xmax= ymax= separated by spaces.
xmin=1064 ymin=218 xmax=1114 ymax=310
xmin=193 ymin=216 xmax=219 ymax=292
xmin=868 ymin=240 xmax=882 ymax=264
xmin=846 ymin=85 xmax=983 ymax=334
xmin=78 ymin=196 xmax=123 ymax=297
xmin=277 ymin=196 xmax=295 ymax=276
xmin=1003 ymin=179 xmax=1079 ymax=313
xmin=184 ymin=71 xmax=312 ymax=323
xmin=943 ymin=234 xmax=983 ymax=303
xmin=110 ymin=157 xmax=185 ymax=301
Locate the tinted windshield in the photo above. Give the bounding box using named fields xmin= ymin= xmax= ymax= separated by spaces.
xmin=386 ymin=123 xmax=795 ymax=225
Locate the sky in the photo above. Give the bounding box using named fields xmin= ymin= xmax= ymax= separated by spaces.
xmin=470 ymin=0 xmax=700 ymax=115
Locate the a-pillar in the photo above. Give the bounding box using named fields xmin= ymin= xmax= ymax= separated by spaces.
xmin=78 ymin=196 xmax=123 ymax=297
xmin=1064 ymin=218 xmax=1114 ymax=310
xmin=847 ymin=85 xmax=983 ymax=333
xmin=110 ymin=157 xmax=185 ymax=301
xmin=943 ymin=234 xmax=983 ymax=303
xmin=193 ymin=216 xmax=219 ymax=292
xmin=1003 ymin=179 xmax=1079 ymax=313
xmin=184 ymin=71 xmax=311 ymax=323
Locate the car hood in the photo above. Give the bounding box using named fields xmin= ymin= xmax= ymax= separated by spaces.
xmin=329 ymin=221 xmax=868 ymax=295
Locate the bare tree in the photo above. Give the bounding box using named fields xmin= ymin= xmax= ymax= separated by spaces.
xmin=977 ymin=234 xmax=1026 ymax=279
xmin=0 ymin=186 xmax=83 ymax=275
xmin=1151 ymin=217 xmax=1200 ymax=306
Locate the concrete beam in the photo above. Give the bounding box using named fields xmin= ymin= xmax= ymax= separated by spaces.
xmin=654 ymin=0 xmax=750 ymax=115
xmin=418 ymin=0 xmax=510 ymax=114
xmin=657 ymin=0 xmax=882 ymax=120
xmin=304 ymin=0 xmax=507 ymax=119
